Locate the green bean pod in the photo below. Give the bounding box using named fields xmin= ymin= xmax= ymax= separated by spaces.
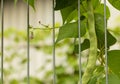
xmin=82 ymin=0 xmax=97 ymax=84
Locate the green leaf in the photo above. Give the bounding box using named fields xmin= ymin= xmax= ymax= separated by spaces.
xmin=59 ymin=0 xmax=88 ymax=24
xmin=60 ymin=4 xmax=86 ymax=24
xmin=66 ymin=9 xmax=78 ymax=23
xmin=94 ymin=4 xmax=110 ymax=19
xmin=108 ymin=0 xmax=120 ymax=10
xmin=54 ymin=0 xmax=77 ymax=10
xmin=74 ymin=39 xmax=90 ymax=53
xmin=92 ymin=0 xmax=100 ymax=9
xmin=60 ymin=5 xmax=76 ymax=23
xmin=56 ymin=21 xmax=86 ymax=43
xmin=108 ymin=50 xmax=120 ymax=78
xmin=24 ymin=0 xmax=35 ymax=10
xmin=100 ymin=72 xmax=120 ymax=84
xmin=94 ymin=14 xmax=116 ymax=49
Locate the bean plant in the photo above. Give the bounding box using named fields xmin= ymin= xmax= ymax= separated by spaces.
xmin=17 ymin=0 xmax=120 ymax=84
xmin=55 ymin=0 xmax=120 ymax=84
xmin=54 ymin=0 xmax=120 ymax=84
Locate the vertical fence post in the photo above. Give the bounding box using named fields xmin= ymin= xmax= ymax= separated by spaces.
xmin=77 ymin=0 xmax=82 ymax=84
xmin=104 ymin=0 xmax=108 ymax=84
xmin=1 ymin=0 xmax=4 ymax=84
xmin=52 ymin=0 xmax=56 ymax=84
xmin=27 ymin=0 xmax=30 ymax=84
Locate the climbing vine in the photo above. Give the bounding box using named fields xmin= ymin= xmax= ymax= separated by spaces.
xmin=54 ymin=0 xmax=120 ymax=84
xmin=23 ymin=0 xmax=120 ymax=84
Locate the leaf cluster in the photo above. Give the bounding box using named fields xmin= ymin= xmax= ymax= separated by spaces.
xmin=14 ymin=0 xmax=120 ymax=83
xmin=54 ymin=0 xmax=120 ymax=83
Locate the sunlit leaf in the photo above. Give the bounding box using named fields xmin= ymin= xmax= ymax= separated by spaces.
xmin=94 ymin=4 xmax=110 ymax=19
xmin=56 ymin=21 xmax=86 ymax=43
xmin=66 ymin=9 xmax=78 ymax=23
xmin=60 ymin=5 xmax=76 ymax=23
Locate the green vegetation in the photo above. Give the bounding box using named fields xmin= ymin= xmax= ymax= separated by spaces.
xmin=54 ymin=0 xmax=120 ymax=83
xmin=0 ymin=0 xmax=120 ymax=84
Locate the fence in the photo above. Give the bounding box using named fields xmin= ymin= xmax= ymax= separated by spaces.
xmin=0 ymin=0 xmax=117 ymax=84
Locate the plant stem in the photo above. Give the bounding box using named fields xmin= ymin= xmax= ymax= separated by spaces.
xmin=82 ymin=0 xmax=97 ymax=84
